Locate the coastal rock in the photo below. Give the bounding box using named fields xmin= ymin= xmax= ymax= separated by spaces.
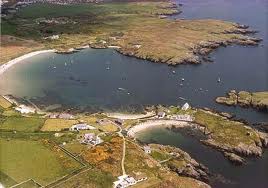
xmin=233 ymin=143 xmax=262 ymax=157
xmin=215 ymin=90 xmax=237 ymax=106
xmin=237 ymin=91 xmax=252 ymax=107
xmin=216 ymin=90 xmax=268 ymax=112
xmin=150 ymin=144 xmax=210 ymax=182
xmin=223 ymin=152 xmax=245 ymax=165
xmin=258 ymin=131 xmax=268 ymax=147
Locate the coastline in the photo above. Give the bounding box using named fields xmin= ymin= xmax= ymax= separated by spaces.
xmin=106 ymin=111 xmax=156 ymax=120
xmin=127 ymin=120 xmax=199 ymax=138
xmin=0 ymin=49 xmax=55 ymax=75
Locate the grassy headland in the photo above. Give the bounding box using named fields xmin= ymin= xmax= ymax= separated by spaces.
xmin=1 ymin=1 xmax=261 ymax=65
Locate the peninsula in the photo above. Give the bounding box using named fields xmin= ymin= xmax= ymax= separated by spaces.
xmin=1 ymin=0 xmax=261 ymax=66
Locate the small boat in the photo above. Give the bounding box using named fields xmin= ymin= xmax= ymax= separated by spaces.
xmin=118 ymin=88 xmax=126 ymax=91
xmin=180 ymin=83 xmax=183 ymax=86
xmin=217 ymin=77 xmax=221 ymax=82
xmin=53 ymin=66 xmax=57 ymax=69
xmin=64 ymin=63 xmax=67 ymax=66
xmin=106 ymin=67 xmax=110 ymax=70
xmin=181 ymin=78 xmax=185 ymax=81
xmin=172 ymin=70 xmax=176 ymax=74
xmin=179 ymin=97 xmax=186 ymax=101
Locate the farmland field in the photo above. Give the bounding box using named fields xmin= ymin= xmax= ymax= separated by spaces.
xmin=0 ymin=96 xmax=12 ymax=109
xmin=41 ymin=119 xmax=78 ymax=131
xmin=0 ymin=116 xmax=44 ymax=132
xmin=0 ymin=139 xmax=83 ymax=186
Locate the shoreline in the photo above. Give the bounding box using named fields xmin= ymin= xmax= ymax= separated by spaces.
xmin=106 ymin=111 xmax=156 ymax=120
xmin=127 ymin=120 xmax=199 ymax=138
xmin=0 ymin=49 xmax=55 ymax=75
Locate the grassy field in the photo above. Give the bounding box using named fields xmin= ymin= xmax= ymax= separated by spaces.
xmin=41 ymin=119 xmax=78 ymax=131
xmin=150 ymin=150 xmax=170 ymax=161
xmin=0 ymin=116 xmax=45 ymax=132
xmin=0 ymin=96 xmax=12 ymax=109
xmin=0 ymin=139 xmax=82 ymax=186
xmin=194 ymin=109 xmax=261 ymax=147
xmin=12 ymin=179 xmax=41 ymax=188
xmin=0 ymin=170 xmax=18 ymax=187
xmin=53 ymin=167 xmax=115 ymax=188
xmin=0 ymin=35 xmax=43 ymax=64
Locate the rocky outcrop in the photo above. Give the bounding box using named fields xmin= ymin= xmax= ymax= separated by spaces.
xmin=223 ymin=152 xmax=245 ymax=165
xmin=149 ymin=144 xmax=210 ymax=182
xmin=216 ymin=90 xmax=268 ymax=112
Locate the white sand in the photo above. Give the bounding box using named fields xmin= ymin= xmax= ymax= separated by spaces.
xmin=106 ymin=111 xmax=156 ymax=120
xmin=127 ymin=120 xmax=196 ymax=137
xmin=0 ymin=49 xmax=55 ymax=75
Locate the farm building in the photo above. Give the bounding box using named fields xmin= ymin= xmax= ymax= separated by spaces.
xmin=80 ymin=133 xmax=103 ymax=145
xmin=170 ymin=115 xmax=194 ymax=122
xmin=70 ymin=123 xmax=96 ymax=131
xmin=59 ymin=113 xmax=74 ymax=119
xmin=115 ymin=119 xmax=123 ymax=125
xmin=143 ymin=146 xmax=151 ymax=154
xmin=181 ymin=103 xmax=190 ymax=111
xmin=157 ymin=111 xmax=166 ymax=119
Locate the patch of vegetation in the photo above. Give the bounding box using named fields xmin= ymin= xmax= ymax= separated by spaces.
xmin=0 ymin=116 xmax=45 ymax=132
xmin=194 ymin=109 xmax=260 ymax=147
xmin=0 ymin=96 xmax=12 ymax=109
xmin=81 ymin=135 xmax=123 ymax=176
xmin=41 ymin=119 xmax=78 ymax=132
xmin=12 ymin=179 xmax=41 ymax=188
xmin=0 ymin=170 xmax=18 ymax=187
xmin=53 ymin=167 xmax=115 ymax=188
xmin=0 ymin=139 xmax=82 ymax=186
xmin=150 ymin=150 xmax=170 ymax=161
xmin=86 ymin=168 xmax=115 ymax=188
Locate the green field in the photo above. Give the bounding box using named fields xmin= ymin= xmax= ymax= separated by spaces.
xmin=0 ymin=116 xmax=45 ymax=132
xmin=0 ymin=139 xmax=82 ymax=186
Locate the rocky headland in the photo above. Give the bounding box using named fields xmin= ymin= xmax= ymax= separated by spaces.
xmin=216 ymin=90 xmax=268 ymax=111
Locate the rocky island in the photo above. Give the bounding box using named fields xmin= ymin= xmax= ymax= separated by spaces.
xmin=216 ymin=90 xmax=268 ymax=111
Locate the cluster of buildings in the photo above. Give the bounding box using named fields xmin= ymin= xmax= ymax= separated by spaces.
xmin=113 ymin=175 xmax=147 ymax=188
xmin=80 ymin=133 xmax=103 ymax=146
xmin=157 ymin=103 xmax=192 ymax=119
xmin=49 ymin=113 xmax=74 ymax=119
xmin=170 ymin=114 xmax=194 ymax=122
xmin=43 ymin=35 xmax=60 ymax=40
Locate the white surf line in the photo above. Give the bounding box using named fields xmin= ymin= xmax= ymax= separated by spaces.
xmin=0 ymin=49 xmax=55 ymax=75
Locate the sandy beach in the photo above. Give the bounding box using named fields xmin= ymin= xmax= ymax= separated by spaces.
xmin=0 ymin=49 xmax=55 ymax=75
xmin=106 ymin=111 xmax=156 ymax=120
xmin=127 ymin=120 xmax=199 ymax=138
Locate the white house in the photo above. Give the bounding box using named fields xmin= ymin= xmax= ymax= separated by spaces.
xmin=143 ymin=146 xmax=151 ymax=154
xmin=81 ymin=133 xmax=103 ymax=145
xmin=157 ymin=112 xmax=166 ymax=119
xmin=69 ymin=123 xmax=95 ymax=131
xmin=181 ymin=103 xmax=190 ymax=111
xmin=113 ymin=175 xmax=137 ymax=188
